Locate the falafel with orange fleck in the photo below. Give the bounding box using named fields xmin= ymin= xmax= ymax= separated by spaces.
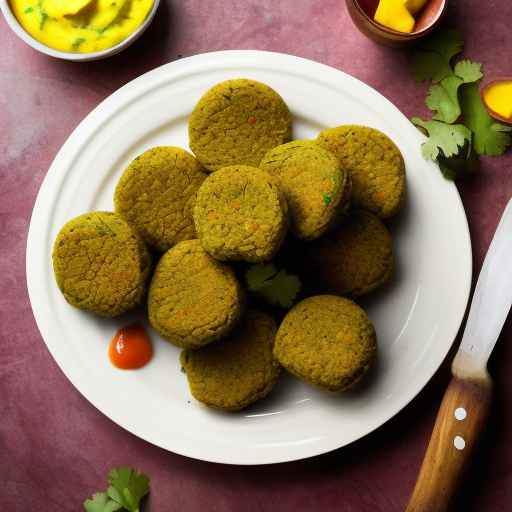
xmin=148 ymin=240 xmax=244 ymax=349
xmin=317 ymin=125 xmax=405 ymax=218
xmin=274 ymin=295 xmax=377 ymax=391
xmin=193 ymin=165 xmax=288 ymax=262
xmin=301 ymin=210 xmax=394 ymax=298
xmin=180 ymin=310 xmax=280 ymax=410
xmin=260 ymin=140 xmax=351 ymax=240
xmin=52 ymin=211 xmax=151 ymax=317
xmin=114 ymin=146 xmax=207 ymax=252
xmin=189 ymin=79 xmax=292 ymax=171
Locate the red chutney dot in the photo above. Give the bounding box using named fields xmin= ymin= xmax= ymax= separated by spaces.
xmin=247 ymin=116 xmax=257 ymax=125
xmin=109 ymin=325 xmax=152 ymax=370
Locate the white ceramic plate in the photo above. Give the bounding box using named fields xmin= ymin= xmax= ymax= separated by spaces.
xmin=26 ymin=51 xmax=472 ymax=465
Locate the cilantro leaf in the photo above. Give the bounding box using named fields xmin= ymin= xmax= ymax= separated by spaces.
xmin=411 ymin=29 xmax=463 ymax=82
xmin=258 ymin=270 xmax=301 ymax=308
xmin=492 ymin=123 xmax=512 ymax=133
xmin=246 ymin=264 xmax=301 ymax=309
xmin=84 ymin=492 xmax=122 ymax=512
xmin=437 ymin=142 xmax=480 ymax=180
xmin=411 ymin=51 xmax=454 ymax=83
xmin=426 ymin=60 xmax=482 ymax=123
xmin=72 ymin=37 xmax=87 ymax=51
xmin=454 ymin=59 xmax=483 ymax=83
xmin=246 ymin=263 xmax=277 ymax=288
xmin=426 ymin=76 xmax=463 ymax=123
xmin=107 ymin=467 xmax=149 ymax=512
xmin=460 ymin=83 xmax=512 ymax=156
xmin=418 ymin=29 xmax=464 ymax=61
xmin=412 ymin=117 xmax=472 ymax=160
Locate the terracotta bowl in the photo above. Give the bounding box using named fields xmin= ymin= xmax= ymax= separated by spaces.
xmin=481 ymin=78 xmax=512 ymax=126
xmin=346 ymin=0 xmax=447 ymax=47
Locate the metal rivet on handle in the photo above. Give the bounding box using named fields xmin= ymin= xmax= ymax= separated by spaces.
xmin=454 ymin=436 xmax=466 ymax=450
xmin=454 ymin=407 xmax=467 ymax=421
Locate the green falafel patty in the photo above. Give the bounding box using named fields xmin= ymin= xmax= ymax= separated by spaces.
xmin=189 ymin=79 xmax=292 ymax=171
xmin=274 ymin=295 xmax=377 ymax=391
xmin=260 ymin=140 xmax=351 ymax=240
xmin=193 ymin=165 xmax=288 ymax=262
xmin=148 ymin=240 xmax=244 ymax=349
xmin=317 ymin=125 xmax=405 ymax=218
xmin=180 ymin=310 xmax=280 ymax=410
xmin=301 ymin=210 xmax=393 ymax=297
xmin=114 ymin=147 xmax=207 ymax=252
xmin=52 ymin=211 xmax=151 ymax=317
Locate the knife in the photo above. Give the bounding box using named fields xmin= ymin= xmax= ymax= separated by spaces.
xmin=406 ymin=198 xmax=512 ymax=512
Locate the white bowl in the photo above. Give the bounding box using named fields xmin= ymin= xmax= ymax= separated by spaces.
xmin=0 ymin=0 xmax=160 ymax=61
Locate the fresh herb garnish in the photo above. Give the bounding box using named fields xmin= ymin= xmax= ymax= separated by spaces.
xmin=410 ymin=29 xmax=511 ymax=179
xmin=322 ymin=193 xmax=332 ymax=205
xmin=83 ymin=467 xmax=150 ymax=512
xmin=107 ymin=467 xmax=149 ymax=512
xmin=425 ymin=60 xmax=482 ymax=123
xmin=24 ymin=6 xmax=34 ymax=13
xmin=84 ymin=492 xmax=122 ymax=512
xmin=72 ymin=37 xmax=87 ymax=51
xmin=39 ymin=11 xmax=48 ymax=30
xmin=246 ymin=263 xmax=301 ymax=308
xmin=460 ymin=83 xmax=512 ymax=156
xmin=411 ymin=118 xmax=472 ymax=161
xmin=411 ymin=29 xmax=463 ymax=83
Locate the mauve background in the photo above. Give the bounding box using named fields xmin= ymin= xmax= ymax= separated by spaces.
xmin=1 ymin=1 xmax=512 ymax=510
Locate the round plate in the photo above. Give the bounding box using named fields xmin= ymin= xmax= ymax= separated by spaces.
xmin=26 ymin=51 xmax=472 ymax=465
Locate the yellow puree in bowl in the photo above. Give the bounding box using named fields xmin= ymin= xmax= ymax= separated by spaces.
xmin=483 ymin=82 xmax=512 ymax=120
xmin=9 ymin=0 xmax=154 ymax=53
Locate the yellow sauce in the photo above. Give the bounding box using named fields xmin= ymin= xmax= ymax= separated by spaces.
xmin=9 ymin=0 xmax=154 ymax=53
xmin=374 ymin=0 xmax=428 ymax=33
xmin=483 ymin=82 xmax=512 ymax=120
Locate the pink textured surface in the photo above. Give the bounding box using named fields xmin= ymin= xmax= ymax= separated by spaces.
xmin=1 ymin=1 xmax=512 ymax=510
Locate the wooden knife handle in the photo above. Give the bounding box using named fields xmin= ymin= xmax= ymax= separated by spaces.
xmin=406 ymin=374 xmax=492 ymax=512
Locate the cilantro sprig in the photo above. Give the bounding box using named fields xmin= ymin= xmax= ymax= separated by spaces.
xmin=84 ymin=493 xmax=122 ymax=512
xmin=411 ymin=29 xmax=463 ymax=83
xmin=412 ymin=118 xmax=471 ymax=161
xmin=246 ymin=263 xmax=301 ymax=309
xmin=84 ymin=467 xmax=150 ymax=512
xmin=410 ymin=29 xmax=511 ymax=179
xmin=460 ymin=83 xmax=512 ymax=156
xmin=425 ymin=60 xmax=482 ymax=123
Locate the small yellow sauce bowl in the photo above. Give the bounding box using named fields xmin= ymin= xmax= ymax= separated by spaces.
xmin=0 ymin=0 xmax=160 ymax=61
xmin=481 ymin=78 xmax=512 ymax=126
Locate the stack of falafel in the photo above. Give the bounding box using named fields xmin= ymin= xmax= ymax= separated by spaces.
xmin=52 ymin=79 xmax=406 ymax=411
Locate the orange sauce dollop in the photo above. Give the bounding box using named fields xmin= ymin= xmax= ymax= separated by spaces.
xmin=109 ymin=325 xmax=152 ymax=370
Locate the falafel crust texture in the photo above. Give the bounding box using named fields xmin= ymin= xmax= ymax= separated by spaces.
xmin=317 ymin=125 xmax=405 ymax=218
xmin=180 ymin=310 xmax=280 ymax=411
xmin=260 ymin=140 xmax=351 ymax=240
xmin=114 ymin=146 xmax=207 ymax=252
xmin=274 ymin=295 xmax=377 ymax=391
xmin=302 ymin=210 xmax=393 ymax=297
xmin=52 ymin=211 xmax=151 ymax=317
xmin=193 ymin=165 xmax=288 ymax=262
xmin=148 ymin=240 xmax=244 ymax=349
xmin=189 ymin=79 xmax=292 ymax=171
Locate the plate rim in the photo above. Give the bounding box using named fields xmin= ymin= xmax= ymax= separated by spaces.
xmin=26 ymin=50 xmax=472 ymax=465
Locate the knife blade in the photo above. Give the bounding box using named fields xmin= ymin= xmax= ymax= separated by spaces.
xmin=453 ymin=197 xmax=512 ymax=376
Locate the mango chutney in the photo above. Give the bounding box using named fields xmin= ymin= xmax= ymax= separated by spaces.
xmin=9 ymin=0 xmax=154 ymax=53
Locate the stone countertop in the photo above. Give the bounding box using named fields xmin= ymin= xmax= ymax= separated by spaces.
xmin=1 ymin=1 xmax=511 ymax=510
